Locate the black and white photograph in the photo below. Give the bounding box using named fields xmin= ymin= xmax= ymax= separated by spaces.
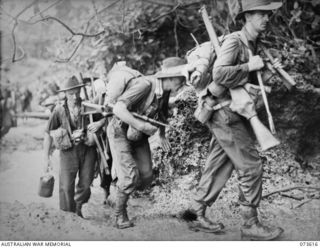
xmin=0 ymin=0 xmax=319 ymax=244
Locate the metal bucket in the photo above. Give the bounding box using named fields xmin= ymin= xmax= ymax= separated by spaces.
xmin=38 ymin=174 xmax=55 ymax=198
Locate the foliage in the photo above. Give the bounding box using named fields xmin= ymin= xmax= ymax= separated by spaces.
xmin=152 ymin=89 xmax=210 ymax=185
xmin=2 ymin=0 xmax=320 ymax=186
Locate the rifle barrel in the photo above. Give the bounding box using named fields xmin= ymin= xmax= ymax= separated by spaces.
xmin=82 ymin=102 xmax=170 ymax=128
xmin=131 ymin=113 xmax=170 ymax=128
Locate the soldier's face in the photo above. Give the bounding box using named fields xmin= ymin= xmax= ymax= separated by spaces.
xmin=66 ymin=88 xmax=81 ymax=104
xmin=169 ymin=77 xmax=186 ymax=97
xmin=247 ymin=10 xmax=271 ymax=32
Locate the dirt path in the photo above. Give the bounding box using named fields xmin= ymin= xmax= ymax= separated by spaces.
xmin=0 ymin=119 xmax=319 ymax=241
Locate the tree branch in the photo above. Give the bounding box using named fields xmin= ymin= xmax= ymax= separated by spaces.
xmin=11 ymin=21 xmax=25 ymax=62
xmin=0 ymin=6 xmax=16 ymax=19
xmin=54 ymin=21 xmax=91 ymax=63
xmin=86 ymin=0 xmax=121 ymax=24
xmin=28 ymin=0 xmax=65 ymax=21
xmin=15 ymin=0 xmax=38 ymax=20
xmin=31 ymin=16 xmax=105 ymax=37
xmin=149 ymin=3 xmax=180 ymax=23
xmin=143 ymin=0 xmax=176 ymax=7
xmin=91 ymin=0 xmax=105 ymax=29
xmin=54 ymin=37 xmax=84 ymax=63
xmin=4 ymin=1 xmax=37 ymax=63
xmin=293 ymin=198 xmax=313 ymax=209
xmin=262 ymin=185 xmax=320 ymax=199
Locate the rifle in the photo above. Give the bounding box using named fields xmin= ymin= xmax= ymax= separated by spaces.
xmin=81 ymin=102 xmax=171 ymax=129
xmin=262 ymin=48 xmax=296 ymax=90
xmin=80 ymin=75 xmax=110 ymax=175
xmin=15 ymin=112 xmax=50 ymax=120
xmin=199 ymin=5 xmax=279 ymax=150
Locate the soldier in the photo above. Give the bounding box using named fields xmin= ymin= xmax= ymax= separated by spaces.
xmin=39 ymin=81 xmax=61 ymax=113
xmin=90 ymin=77 xmax=113 ymax=205
xmin=189 ymin=0 xmax=284 ymax=240
xmin=106 ymin=57 xmax=190 ymax=229
xmin=44 ymin=76 xmax=104 ymax=218
xmin=20 ymin=87 xmax=33 ymax=113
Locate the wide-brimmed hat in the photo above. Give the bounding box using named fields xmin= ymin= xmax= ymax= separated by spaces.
xmin=156 ymin=57 xmax=191 ymax=85
xmin=231 ymin=0 xmax=282 ymax=20
xmin=47 ymin=82 xmax=60 ymax=95
xmin=58 ymin=76 xmax=85 ymax=92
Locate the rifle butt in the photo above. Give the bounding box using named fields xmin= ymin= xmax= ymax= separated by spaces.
xmin=277 ymin=68 xmax=296 ymax=90
xmin=250 ymin=116 xmax=280 ymax=151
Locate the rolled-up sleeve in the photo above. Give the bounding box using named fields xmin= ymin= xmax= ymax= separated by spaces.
xmin=212 ymin=36 xmax=249 ymax=89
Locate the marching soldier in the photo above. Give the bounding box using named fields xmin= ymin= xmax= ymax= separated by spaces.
xmin=44 ymin=76 xmax=104 ymax=218
xmin=106 ymin=57 xmax=190 ymax=229
xmin=189 ymin=0 xmax=284 ymax=240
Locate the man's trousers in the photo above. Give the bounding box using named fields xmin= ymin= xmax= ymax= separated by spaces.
xmin=59 ymin=143 xmax=97 ymax=212
xmin=194 ymin=107 xmax=263 ymax=208
xmin=107 ymin=118 xmax=153 ymax=195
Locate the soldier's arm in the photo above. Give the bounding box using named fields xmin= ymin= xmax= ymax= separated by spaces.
xmin=113 ymin=101 xmax=147 ymax=131
xmin=212 ymin=36 xmax=250 ymax=88
xmin=43 ymin=107 xmax=60 ymax=172
xmin=44 ymin=132 xmax=52 ymax=160
xmin=114 ymin=80 xmax=158 ymax=136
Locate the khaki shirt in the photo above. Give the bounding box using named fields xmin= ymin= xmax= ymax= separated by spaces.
xmin=213 ymin=27 xmax=259 ymax=89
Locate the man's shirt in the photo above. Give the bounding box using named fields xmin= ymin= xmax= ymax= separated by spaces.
xmin=45 ymin=99 xmax=100 ymax=133
xmin=116 ymin=76 xmax=167 ymax=120
xmin=213 ymin=26 xmax=258 ymax=89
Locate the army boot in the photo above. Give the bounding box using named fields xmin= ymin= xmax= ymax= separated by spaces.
xmin=115 ymin=190 xmax=133 ymax=229
xmin=75 ymin=204 xmax=83 ymax=218
xmin=191 ymin=201 xmax=224 ymax=233
xmin=240 ymin=206 xmax=284 ymax=240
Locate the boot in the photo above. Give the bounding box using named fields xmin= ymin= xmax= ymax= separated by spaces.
xmin=240 ymin=206 xmax=284 ymax=240
xmin=192 ymin=202 xmax=224 ymax=233
xmin=75 ymin=204 xmax=84 ymax=218
xmin=115 ymin=190 xmax=133 ymax=229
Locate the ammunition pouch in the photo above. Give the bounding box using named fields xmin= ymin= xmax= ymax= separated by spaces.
xmin=194 ymin=89 xmax=218 ymax=124
xmin=84 ymin=130 xmax=96 ymax=146
xmin=50 ymin=127 xmax=72 ymax=150
xmin=229 ymin=87 xmax=257 ymax=120
xmin=194 ymin=81 xmax=228 ymax=124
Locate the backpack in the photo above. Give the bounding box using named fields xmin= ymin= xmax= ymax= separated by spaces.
xmin=105 ymin=63 xmax=142 ymax=106
xmin=185 ymin=31 xmax=250 ymax=97
xmin=185 ymin=41 xmax=216 ymax=93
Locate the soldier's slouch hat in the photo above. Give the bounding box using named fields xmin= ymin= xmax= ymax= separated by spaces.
xmin=58 ymin=76 xmax=85 ymax=92
xmin=230 ymin=0 xmax=282 ymax=20
xmin=156 ymin=57 xmax=191 ymax=85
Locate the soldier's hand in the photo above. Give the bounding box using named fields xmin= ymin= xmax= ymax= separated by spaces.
xmin=272 ymin=58 xmax=283 ymax=70
xmin=159 ymin=136 xmax=171 ymax=152
xmin=248 ymin=55 xmax=264 ymax=72
xmin=141 ymin=122 xmax=158 ymax=136
xmin=190 ymin=71 xmax=201 ymax=86
xmin=87 ymin=121 xmax=101 ymax=133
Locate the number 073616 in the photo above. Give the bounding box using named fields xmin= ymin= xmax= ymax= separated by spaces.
xmin=300 ymin=242 xmax=318 ymax=246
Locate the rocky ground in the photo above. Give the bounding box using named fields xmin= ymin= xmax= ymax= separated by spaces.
xmin=0 ymin=118 xmax=319 ymax=241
